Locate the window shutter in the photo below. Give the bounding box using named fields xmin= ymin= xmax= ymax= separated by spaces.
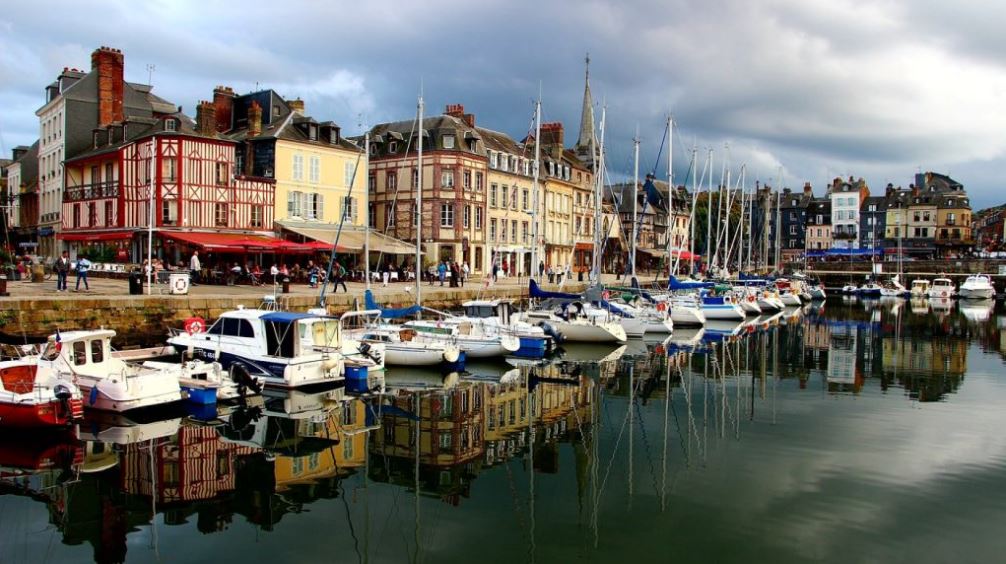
xmin=317 ymin=193 xmax=324 ymax=220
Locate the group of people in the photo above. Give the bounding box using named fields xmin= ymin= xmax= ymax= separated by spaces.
xmin=428 ymin=260 xmax=469 ymax=287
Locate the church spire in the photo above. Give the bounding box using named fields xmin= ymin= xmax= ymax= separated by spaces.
xmin=575 ymin=53 xmax=598 ymax=170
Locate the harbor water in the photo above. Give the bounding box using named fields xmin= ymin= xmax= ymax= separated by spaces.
xmin=2 ymin=297 xmax=1006 ymax=563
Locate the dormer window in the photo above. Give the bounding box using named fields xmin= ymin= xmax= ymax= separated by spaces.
xmin=308 ymin=124 xmax=317 ymax=141
xmin=489 ymin=151 xmax=498 ymax=169
xmin=370 ymin=144 xmax=378 ymax=155
xmin=92 ymin=130 xmax=101 ymax=148
xmin=330 ymin=129 xmax=338 ymax=144
xmin=443 ymin=135 xmax=455 ymax=149
xmin=165 ymin=119 xmax=177 ymax=132
xmin=273 ymin=105 xmax=281 ymax=117
xmin=389 ymin=141 xmax=398 ymax=154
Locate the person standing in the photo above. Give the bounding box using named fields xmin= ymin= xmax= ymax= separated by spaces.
xmin=462 ymin=261 xmax=470 ymax=285
xmin=332 ymin=261 xmax=348 ymax=293
xmin=54 ymin=251 xmax=70 ymax=292
xmin=449 ymin=262 xmax=459 ymax=288
xmin=189 ymin=251 xmax=201 ymax=285
xmin=437 ymin=261 xmax=447 ymax=286
xmin=74 ymin=255 xmax=91 ymax=292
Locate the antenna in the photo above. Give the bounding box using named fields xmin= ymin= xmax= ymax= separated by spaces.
xmin=146 ymin=64 xmax=156 ymax=86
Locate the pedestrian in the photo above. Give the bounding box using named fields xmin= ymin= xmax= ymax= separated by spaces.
xmin=74 ymin=255 xmax=91 ymax=292
xmin=54 ymin=251 xmax=70 ymax=292
xmin=189 ymin=250 xmax=201 ymax=285
xmin=462 ymin=261 xmax=470 ymax=285
xmin=492 ymin=262 xmax=499 ymax=283
xmin=539 ymin=261 xmax=545 ymax=278
xmin=332 ymin=261 xmax=348 ymax=293
xmin=307 ymin=260 xmax=320 ymax=288
xmin=270 ymin=263 xmax=280 ymax=285
xmin=437 ymin=261 xmax=447 ymax=286
xmin=547 ymin=265 xmax=555 ymax=284
xmin=382 ymin=261 xmax=390 ymax=287
xmin=450 ymin=262 xmax=459 ymax=287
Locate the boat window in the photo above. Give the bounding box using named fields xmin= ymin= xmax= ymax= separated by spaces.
xmin=90 ymin=339 xmax=104 ymax=363
xmin=210 ymin=318 xmax=256 ymax=338
xmin=73 ymin=341 xmax=87 ymax=365
xmin=466 ymin=306 xmax=495 ymax=318
xmin=264 ymin=321 xmax=296 ymax=358
xmin=206 ymin=320 xmax=224 ymax=335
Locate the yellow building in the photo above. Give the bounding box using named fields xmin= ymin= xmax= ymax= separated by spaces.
xmin=536 ymin=122 xmax=593 ymax=272
xmin=481 ymin=126 xmax=535 ymax=276
xmin=273 ymin=400 xmax=370 ymax=490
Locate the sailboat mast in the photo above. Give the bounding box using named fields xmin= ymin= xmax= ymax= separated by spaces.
xmin=416 ymin=94 xmax=424 ymax=310
xmin=688 ymin=147 xmax=699 ymax=276
xmin=531 ymin=95 xmax=542 ymax=284
xmin=666 ymin=116 xmax=675 ymax=274
xmin=365 ymin=131 xmax=371 ymax=290
xmin=631 ymin=129 xmax=639 ymax=279
xmin=705 ymin=149 xmax=714 ymax=271
xmin=592 ymin=105 xmax=607 ymax=282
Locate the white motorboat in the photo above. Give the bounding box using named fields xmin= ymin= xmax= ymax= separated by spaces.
xmin=880 ymin=275 xmax=908 ymax=298
xmin=140 ymin=359 xmax=259 ymax=403
xmin=167 ymin=309 xmax=345 ymax=388
xmin=460 ymin=300 xmax=553 ymax=358
xmin=927 ymin=278 xmax=956 ymax=299
xmin=959 ymin=274 xmax=996 ymax=300
xmin=404 ymin=318 xmax=520 ymax=359
xmin=841 ymin=284 xmax=859 ymax=295
xmin=519 ymin=304 xmax=627 ymax=343
xmin=347 ymin=324 xmax=463 ymax=368
xmin=38 ymin=330 xmax=182 ymax=412
xmin=910 ymin=279 xmax=931 ymax=298
xmin=302 ymin=309 xmax=387 ymax=373
xmin=699 ymin=292 xmax=746 ymax=320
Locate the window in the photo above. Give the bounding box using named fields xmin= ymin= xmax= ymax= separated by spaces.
xmin=288 ymin=191 xmax=302 ymax=217
xmin=490 ymin=218 xmax=497 ymax=241
xmin=369 ymin=143 xmax=378 ymax=155
xmin=344 ymin=161 xmax=355 ymax=187
xmin=490 ymin=184 xmax=498 ymax=207
xmin=165 ymin=118 xmax=177 ymax=132
xmin=162 ymin=200 xmax=177 ymax=225
xmin=293 ymin=154 xmax=304 ymax=181
xmin=511 ymin=188 xmax=518 ymax=209
xmin=369 ymin=174 xmax=376 ymax=193
xmin=90 ymin=339 xmax=104 ymax=363
xmin=575 ymin=216 xmax=582 ymax=234
xmin=923 ymin=212 xmax=931 ymax=222
xmin=387 ymin=171 xmax=397 ymax=191
xmin=87 ymin=202 xmax=97 ymax=227
xmin=523 ymin=188 xmax=530 ymax=210
xmin=215 ymin=203 xmax=229 ymax=227
xmin=464 ymin=205 xmax=471 ymax=229
xmin=499 ymin=154 xmax=508 ymax=172
xmin=948 ymin=213 xmax=956 ymax=226
xmin=215 ymin=162 xmax=228 ymax=185
xmin=438 ymin=203 xmax=454 ymax=227
xmin=442 ymin=135 xmax=455 ymax=149
xmin=475 ymin=207 xmax=483 ymax=230
xmin=341 ymin=196 xmax=357 ymax=222
xmin=522 ymin=221 xmax=529 ymax=243
xmin=164 ymin=158 xmax=176 ymax=182
xmin=499 ymin=219 xmax=507 ymax=242
xmin=914 ymin=212 xmax=921 ymax=222
xmin=369 ymin=203 xmax=376 ymax=228
xmin=309 ymin=156 xmax=320 ymax=183
xmin=489 ymin=151 xmax=498 ymax=169
xmin=251 ymin=205 xmax=263 ymax=227
xmin=501 ymin=186 xmax=509 ymax=210
xmin=474 ymin=172 xmax=483 ymax=192
xmin=308 ymin=193 xmax=324 ymax=220
xmin=412 ymin=168 xmax=419 ymax=188
xmin=441 ymin=169 xmax=455 ymax=189
xmin=73 ymin=341 xmax=86 ymax=366
xmin=104 ymin=201 xmax=113 ymax=226
xmin=463 ymin=170 xmax=471 ymax=190
xmin=511 ymin=220 xmax=517 ymax=242
xmin=388 ymin=141 xmax=398 ymax=154
xmin=90 ymin=165 xmax=100 ymax=184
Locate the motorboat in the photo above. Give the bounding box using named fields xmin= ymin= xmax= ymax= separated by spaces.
xmin=858 ymin=282 xmax=883 ymax=298
xmin=404 ymin=318 xmax=520 ymax=359
xmin=0 ymin=359 xmax=83 ymax=428
xmin=36 ymin=330 xmax=183 ymax=412
xmin=927 ymin=278 xmax=956 ymax=299
xmin=168 ymin=308 xmax=345 ymax=388
xmin=910 ymin=279 xmax=931 ymax=298
xmin=140 ymin=359 xmax=259 ymax=404
xmin=841 ymin=284 xmax=859 ymax=295
xmin=959 ymin=274 xmax=996 ymax=300
xmin=460 ymin=299 xmax=554 ymax=358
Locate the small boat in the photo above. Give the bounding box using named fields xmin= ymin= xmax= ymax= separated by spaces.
xmin=841 ymin=284 xmax=859 ymax=295
xmin=37 ymin=330 xmax=183 ymax=412
xmin=460 ymin=299 xmax=554 ymax=358
xmin=858 ymin=282 xmax=883 ymax=298
xmin=349 ymin=325 xmax=463 ymax=368
xmin=910 ymin=279 xmax=931 ymax=298
xmin=0 ymin=360 xmax=83 ymax=428
xmin=404 ymin=318 xmax=521 ymax=359
xmin=666 ymin=295 xmax=707 ymax=326
xmin=140 ymin=359 xmax=260 ymax=404
xmin=699 ymin=292 xmax=746 ymax=321
xmin=959 ymin=274 xmax=996 ymax=300
xmin=519 ymin=303 xmax=627 ymax=343
xmin=927 ymin=278 xmax=956 ymax=299
xmin=775 ymin=279 xmax=804 ymax=306
xmin=603 ymin=300 xmax=675 ymax=336
xmin=880 ymin=275 xmax=908 ymax=298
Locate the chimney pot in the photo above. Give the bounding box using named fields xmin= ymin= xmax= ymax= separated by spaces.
xmin=212 ymin=86 xmax=235 ymax=133
xmin=288 ymin=98 xmax=305 ymax=113
xmin=91 ymin=45 xmax=125 ymax=127
xmin=445 ymin=104 xmax=465 ymax=118
xmin=196 ymin=100 xmax=217 ymax=137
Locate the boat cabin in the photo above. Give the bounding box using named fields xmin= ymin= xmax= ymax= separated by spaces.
xmin=462 ymin=299 xmax=513 ymax=325
xmin=39 ymin=330 xmax=123 ymax=380
xmin=202 ymin=310 xmax=320 ymax=359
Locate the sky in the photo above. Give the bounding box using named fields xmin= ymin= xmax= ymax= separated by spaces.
xmin=1 ymin=0 xmax=1004 ymax=208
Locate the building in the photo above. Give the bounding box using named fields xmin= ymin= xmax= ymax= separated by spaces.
xmin=535 ymin=123 xmax=593 ymax=272
xmin=7 ymin=143 xmax=41 ymax=253
xmin=906 ymin=186 xmax=938 ymax=258
xmin=884 ymin=186 xmax=912 ymax=256
xmin=779 ymin=184 xmax=814 ymax=262
xmin=859 ymin=195 xmax=888 ymax=252
xmin=974 ymin=206 xmax=1005 ymax=250
xmin=829 ymin=177 xmax=869 ymax=249
xmin=805 ymin=198 xmax=832 ymax=252
xmin=366 ymin=108 xmax=488 ymax=273
xmin=34 ymin=46 xmax=180 ymax=258
xmin=59 ymin=110 xmax=276 ymax=263
xmin=478 ymin=114 xmax=535 ymax=276
xmin=927 ymin=174 xmax=973 ymax=257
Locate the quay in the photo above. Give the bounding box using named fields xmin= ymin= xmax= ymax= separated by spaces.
xmin=0 ymin=275 xmax=594 ymax=345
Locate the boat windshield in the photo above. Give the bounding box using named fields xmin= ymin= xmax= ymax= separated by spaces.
xmin=465 ymin=305 xmax=496 ymax=318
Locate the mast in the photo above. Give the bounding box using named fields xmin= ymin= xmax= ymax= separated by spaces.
xmin=364 ymin=131 xmax=371 ymax=290
xmin=744 ymin=166 xmax=753 ymax=271
xmin=591 ymin=105 xmax=607 ymax=283
xmin=774 ymin=169 xmax=783 ymax=272
xmin=688 ymin=147 xmax=699 ymax=276
xmin=147 ymin=137 xmax=155 ymax=294
xmin=416 ymin=92 xmax=424 ymax=311
xmin=531 ymin=93 xmax=542 ymax=284
xmin=705 ymin=149 xmax=714 ymax=271
xmin=666 ymin=116 xmax=675 ymax=275
xmin=630 ymin=129 xmax=639 ymax=279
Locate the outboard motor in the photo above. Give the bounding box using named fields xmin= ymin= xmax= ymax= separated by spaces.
xmin=230 ymin=363 xmax=263 ymax=396
xmin=539 ymin=321 xmax=565 ymax=344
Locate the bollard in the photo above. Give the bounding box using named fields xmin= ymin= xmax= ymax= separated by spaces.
xmin=0 ymin=274 xmax=8 ymax=296
xmin=282 ymin=276 xmax=291 ymax=294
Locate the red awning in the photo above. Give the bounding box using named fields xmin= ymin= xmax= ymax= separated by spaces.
xmin=59 ymin=231 xmax=132 ymax=242
xmin=575 ymin=242 xmax=593 ymax=251
xmin=161 ymin=232 xmax=285 ymax=252
xmin=670 ymin=249 xmax=700 ymax=260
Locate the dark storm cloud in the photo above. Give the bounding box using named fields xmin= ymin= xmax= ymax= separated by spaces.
xmin=1 ymin=0 xmax=1003 ymax=206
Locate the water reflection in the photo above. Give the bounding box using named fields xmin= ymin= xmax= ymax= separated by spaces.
xmin=4 ymin=299 xmax=1006 ymax=563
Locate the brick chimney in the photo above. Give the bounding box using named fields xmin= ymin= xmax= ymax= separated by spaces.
xmin=445 ymin=104 xmax=464 ymax=118
xmin=196 ymin=101 xmax=216 ymax=137
xmin=248 ymin=101 xmax=263 ymax=137
xmin=803 ymin=181 xmax=813 ymax=195
xmin=462 ymin=113 xmax=475 ymax=128
xmin=213 ymin=86 xmax=235 ymax=133
xmin=540 ymin=122 xmax=564 ymax=147
xmin=288 ymin=98 xmax=305 ymax=113
xmin=91 ymin=46 xmax=125 ymax=127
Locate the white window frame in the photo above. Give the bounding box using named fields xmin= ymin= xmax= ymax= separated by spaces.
xmin=309 ymin=156 xmax=320 ymax=183
xmin=293 ymin=154 xmax=304 ymax=181
xmin=441 ymin=203 xmax=454 ymax=227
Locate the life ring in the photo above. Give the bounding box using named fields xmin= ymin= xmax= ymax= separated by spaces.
xmin=942 ymin=291 xmax=947 ymax=297
xmin=601 ymin=290 xmax=611 ymax=301
xmin=656 ymin=302 xmax=667 ymax=312
xmin=184 ymin=317 xmax=206 ymax=335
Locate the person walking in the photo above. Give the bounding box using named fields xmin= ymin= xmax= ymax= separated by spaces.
xmin=449 ymin=262 xmax=459 ymax=288
xmin=54 ymin=251 xmax=70 ymax=292
xmin=332 ymin=261 xmax=348 ymax=293
xmin=189 ymin=251 xmax=201 ymax=285
xmin=74 ymin=255 xmax=91 ymax=292
xmin=491 ymin=262 xmax=499 ymax=284
xmin=462 ymin=261 xmax=470 ymax=286
xmin=437 ymin=261 xmax=447 ymax=287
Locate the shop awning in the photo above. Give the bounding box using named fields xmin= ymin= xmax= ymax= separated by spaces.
xmin=575 ymin=242 xmax=593 ymax=251
xmin=59 ymin=231 xmax=133 ymax=242
xmin=161 ymin=232 xmax=286 ymax=252
xmin=636 ymin=247 xmax=663 ymax=257
xmin=670 ymin=249 xmax=700 ymax=260
xmin=277 ymin=221 xmax=416 ymax=255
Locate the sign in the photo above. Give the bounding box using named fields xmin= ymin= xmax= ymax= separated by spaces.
xmin=184 ymin=317 xmax=206 ymax=335
xmin=39 ymin=227 xmax=54 ymax=237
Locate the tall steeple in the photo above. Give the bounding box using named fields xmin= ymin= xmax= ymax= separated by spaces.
xmin=575 ymin=53 xmax=598 ymax=170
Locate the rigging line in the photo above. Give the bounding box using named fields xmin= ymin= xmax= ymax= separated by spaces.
xmin=649 ymin=119 xmax=669 ymax=177
xmin=371 ymin=109 xmax=420 ymax=278
xmin=632 ymin=387 xmax=660 ymax=501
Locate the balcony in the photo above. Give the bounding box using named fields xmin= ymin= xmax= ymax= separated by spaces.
xmin=65 ymin=182 xmax=119 ymax=202
xmin=832 ymin=230 xmax=857 ymax=240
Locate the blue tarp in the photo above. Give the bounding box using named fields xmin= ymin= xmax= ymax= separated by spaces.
xmin=529 ymin=279 xmax=582 ymax=301
xmin=365 ymin=290 xmax=422 ymax=319
xmin=668 ymin=275 xmax=715 ymax=290
xmin=260 ymin=311 xmax=317 ymax=323
xmin=807 ymin=248 xmax=883 ymax=258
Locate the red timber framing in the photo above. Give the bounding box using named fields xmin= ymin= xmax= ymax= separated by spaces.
xmin=62 ymin=133 xmax=275 ymax=244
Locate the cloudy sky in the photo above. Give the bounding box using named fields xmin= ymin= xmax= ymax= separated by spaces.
xmin=2 ymin=0 xmax=1004 ymax=207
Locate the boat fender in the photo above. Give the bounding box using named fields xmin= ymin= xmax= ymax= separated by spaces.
xmin=322 ymin=358 xmax=340 ymax=371
xmin=88 ymin=386 xmax=98 ymax=406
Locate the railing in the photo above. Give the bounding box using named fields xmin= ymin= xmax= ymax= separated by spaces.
xmin=64 ymin=182 xmax=118 ymax=202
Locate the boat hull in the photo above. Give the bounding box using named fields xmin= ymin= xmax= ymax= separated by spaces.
xmin=959 ymin=288 xmax=995 ymax=300
xmin=670 ymin=306 xmax=706 ymax=326
xmin=739 ymin=299 xmax=762 ymax=315
xmin=0 ymin=399 xmax=81 ymax=428
xmin=515 ymin=336 xmax=548 ymax=359
xmin=551 ymin=321 xmax=626 ymax=343
xmin=384 ymin=344 xmax=454 ymax=366
xmin=701 ymin=304 xmax=746 ymax=321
